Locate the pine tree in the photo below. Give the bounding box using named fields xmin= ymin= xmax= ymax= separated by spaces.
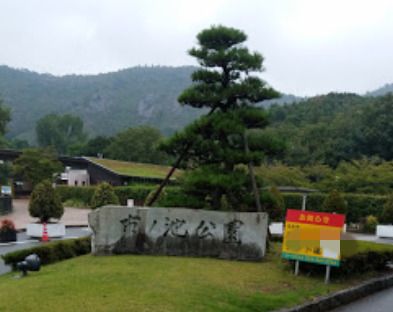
xmin=162 ymin=25 xmax=281 ymax=211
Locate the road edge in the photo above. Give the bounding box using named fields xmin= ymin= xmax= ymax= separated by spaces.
xmin=275 ymin=273 xmax=393 ymax=312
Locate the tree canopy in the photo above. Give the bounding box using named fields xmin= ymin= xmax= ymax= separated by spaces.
xmin=163 ymin=25 xmax=281 ymax=211
xmin=12 ymin=148 xmax=63 ymax=188
xmin=36 ymin=113 xmax=86 ymax=155
xmin=105 ymin=126 xmax=170 ymax=164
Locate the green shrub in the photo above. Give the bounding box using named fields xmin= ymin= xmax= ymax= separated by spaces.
xmin=30 ymin=180 xmax=64 ymax=222
xmin=381 ymin=193 xmax=393 ymax=224
xmin=2 ymin=237 xmax=91 ymax=270
xmin=322 ymin=189 xmax=347 ymax=214
xmin=63 ymin=198 xmax=89 ymax=208
xmin=155 ymin=187 xmax=204 ymax=208
xmin=339 ymin=250 xmax=393 ymax=275
xmin=56 ymin=184 xmax=157 ymax=207
xmin=363 ymin=215 xmax=378 ymax=233
xmin=56 ymin=185 xmax=95 ymax=205
xmin=260 ymin=186 xmax=285 ymax=221
xmin=90 ymin=182 xmax=119 ymax=208
xmin=282 ymin=193 xmax=387 ymax=223
xmin=115 ymin=184 xmax=156 ymax=205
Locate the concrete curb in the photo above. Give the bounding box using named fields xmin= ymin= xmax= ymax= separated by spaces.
xmin=275 ymin=273 xmax=393 ymax=312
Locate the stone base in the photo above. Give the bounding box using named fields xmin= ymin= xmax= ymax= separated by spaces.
xmin=26 ymin=223 xmax=66 ymax=238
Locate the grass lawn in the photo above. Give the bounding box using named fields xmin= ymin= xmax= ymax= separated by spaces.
xmin=0 ymin=242 xmax=387 ymax=312
xmin=88 ymin=157 xmax=182 ymax=180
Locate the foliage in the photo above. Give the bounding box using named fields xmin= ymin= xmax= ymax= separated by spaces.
xmin=79 ymin=135 xmax=112 ymax=157
xmin=381 ymin=193 xmax=393 ymax=224
xmin=0 ymin=65 xmax=202 ymax=142
xmin=295 ymin=240 xmax=393 ymax=276
xmin=2 ymin=237 xmax=91 ymax=269
xmin=282 ymin=192 xmax=386 ymax=223
xmin=0 ymin=98 xmax=11 ymax=136
xmin=36 ymin=113 xmax=86 ymax=155
xmin=115 ymin=184 xmax=156 ymax=205
xmin=90 ymin=182 xmax=120 ymax=208
xmin=163 ymin=25 xmax=281 ymax=211
xmin=266 ymin=93 xmax=393 ymax=166
xmin=0 ymin=161 xmax=12 ymax=185
xmin=322 ymin=189 xmax=347 ymax=214
xmin=0 ymin=219 xmax=15 ymax=233
xmin=56 ymin=185 xmax=96 ymax=206
xmin=56 ymin=184 xmax=156 ymax=207
xmin=256 ymin=159 xmax=393 ymax=195
xmin=29 ymin=180 xmax=64 ymax=223
xmin=363 ymin=215 xmax=378 ymax=233
xmin=12 ymin=148 xmax=63 ymax=187
xmin=260 ymin=186 xmax=285 ymax=221
xmin=105 ymin=126 xmax=170 ymax=164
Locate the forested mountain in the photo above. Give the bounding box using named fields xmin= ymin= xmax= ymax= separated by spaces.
xmin=1 ymin=64 xmax=393 ymax=166
xmin=0 ymin=65 xmax=203 ymax=142
xmin=366 ymin=83 xmax=393 ymax=97
xmin=267 ymin=93 xmax=393 ymax=166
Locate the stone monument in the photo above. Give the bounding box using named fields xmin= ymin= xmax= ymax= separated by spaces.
xmin=89 ymin=206 xmax=268 ymax=261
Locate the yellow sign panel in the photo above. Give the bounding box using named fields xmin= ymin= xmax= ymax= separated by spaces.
xmin=282 ymin=210 xmax=345 ymax=267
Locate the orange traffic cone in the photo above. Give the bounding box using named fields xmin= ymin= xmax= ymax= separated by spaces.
xmin=42 ymin=222 xmax=49 ymax=242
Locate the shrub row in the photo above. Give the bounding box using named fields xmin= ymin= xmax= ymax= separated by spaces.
xmin=56 ymin=185 xmax=388 ymax=222
xmin=2 ymin=237 xmax=91 ymax=270
xmin=55 ymin=184 xmax=156 ymax=207
xmin=283 ymin=193 xmax=387 ymax=223
xmin=339 ymin=250 xmax=393 ymax=275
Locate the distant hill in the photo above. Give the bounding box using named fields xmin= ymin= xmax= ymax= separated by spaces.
xmin=366 ymin=83 xmax=393 ymax=97
xmin=0 ymin=65 xmax=304 ymax=143
xmin=0 ymin=65 xmax=203 ymax=142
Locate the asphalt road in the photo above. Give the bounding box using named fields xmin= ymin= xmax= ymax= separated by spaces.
xmin=0 ymin=227 xmax=91 ymax=274
xmin=331 ymin=287 xmax=393 ymax=312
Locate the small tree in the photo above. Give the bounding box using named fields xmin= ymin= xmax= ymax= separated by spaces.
xmin=29 ymin=180 xmax=64 ymax=223
xmin=12 ymin=148 xmax=62 ymax=188
xmin=322 ymin=189 xmax=347 ymax=214
xmin=90 ymin=182 xmax=119 ymax=208
xmin=381 ymin=193 xmax=393 ymax=224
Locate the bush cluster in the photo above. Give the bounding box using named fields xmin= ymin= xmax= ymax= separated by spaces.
xmin=56 ymin=184 xmax=156 ymax=207
xmin=90 ymin=182 xmax=119 ymax=209
xmin=2 ymin=237 xmax=91 ymax=270
xmin=338 ymin=250 xmax=393 ymax=275
xmin=56 ymin=185 xmax=96 ymax=205
xmin=30 ymin=180 xmax=64 ymax=222
xmin=283 ymin=193 xmax=387 ymax=223
xmin=56 ymin=185 xmax=389 ymax=223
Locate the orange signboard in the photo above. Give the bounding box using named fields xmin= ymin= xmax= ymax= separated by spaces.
xmin=282 ymin=209 xmax=345 ymax=267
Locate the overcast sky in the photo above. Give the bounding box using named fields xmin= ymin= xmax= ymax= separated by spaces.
xmin=1 ymin=0 xmax=393 ymax=96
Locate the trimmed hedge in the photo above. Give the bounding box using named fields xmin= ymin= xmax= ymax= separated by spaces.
xmin=56 ymin=185 xmax=96 ymax=205
xmin=283 ymin=193 xmax=387 ymax=223
xmin=56 ymin=185 xmax=156 ymax=207
xmin=56 ymin=185 xmax=388 ymax=222
xmin=2 ymin=237 xmax=91 ymax=270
